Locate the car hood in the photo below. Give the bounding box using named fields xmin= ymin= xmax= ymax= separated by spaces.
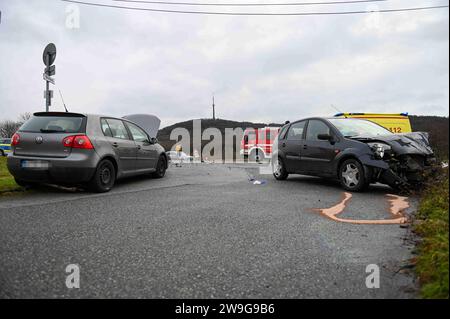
xmin=351 ymin=132 xmax=434 ymax=156
xmin=122 ymin=114 xmax=161 ymax=138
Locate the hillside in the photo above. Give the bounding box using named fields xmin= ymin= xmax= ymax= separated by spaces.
xmin=157 ymin=116 xmax=449 ymax=160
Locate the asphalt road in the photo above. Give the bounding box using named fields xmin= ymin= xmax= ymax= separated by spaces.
xmin=0 ymin=163 xmax=417 ymax=298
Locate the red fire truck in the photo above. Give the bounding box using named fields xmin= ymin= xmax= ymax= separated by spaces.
xmin=240 ymin=127 xmax=280 ymax=162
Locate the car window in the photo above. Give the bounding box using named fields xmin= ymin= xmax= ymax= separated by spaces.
xmin=306 ymin=120 xmax=330 ymax=141
xmin=278 ymin=125 xmax=289 ymax=140
xmin=104 ymin=119 xmax=130 ymax=140
xmin=126 ymin=122 xmax=149 ymax=143
xmin=328 ymin=118 xmax=393 ymax=137
xmin=286 ymin=121 xmax=306 ymax=140
xmin=100 ymin=119 xmax=113 ymax=137
xmin=20 ymin=116 xmax=84 ymax=133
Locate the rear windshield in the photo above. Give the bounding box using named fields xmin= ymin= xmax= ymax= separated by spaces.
xmin=20 ymin=116 xmax=85 ymax=133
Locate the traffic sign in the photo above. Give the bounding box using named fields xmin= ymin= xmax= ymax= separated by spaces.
xmin=43 ymin=73 xmax=55 ymax=85
xmin=44 ymin=90 xmax=53 ymax=99
xmin=45 ymin=65 xmax=55 ymax=76
xmin=43 ymin=43 xmax=56 ymax=66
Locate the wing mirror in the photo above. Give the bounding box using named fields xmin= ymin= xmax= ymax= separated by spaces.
xmin=150 ymin=137 xmax=158 ymax=144
xmin=317 ymin=133 xmax=334 ymax=141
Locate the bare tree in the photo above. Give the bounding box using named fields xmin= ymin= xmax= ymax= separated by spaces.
xmin=0 ymin=113 xmax=32 ymax=138
xmin=18 ymin=112 xmax=31 ymax=125
xmin=0 ymin=120 xmax=21 ymax=138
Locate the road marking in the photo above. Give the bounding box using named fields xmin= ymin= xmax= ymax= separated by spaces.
xmin=312 ymin=192 xmax=408 ymax=225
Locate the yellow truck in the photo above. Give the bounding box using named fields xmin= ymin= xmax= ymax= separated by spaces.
xmin=333 ymin=113 xmax=412 ymax=133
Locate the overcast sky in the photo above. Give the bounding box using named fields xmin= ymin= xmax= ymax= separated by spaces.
xmin=0 ymin=0 xmax=448 ymax=127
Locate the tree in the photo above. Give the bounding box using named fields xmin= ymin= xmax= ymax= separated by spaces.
xmin=0 ymin=113 xmax=32 ymax=138
xmin=0 ymin=120 xmax=21 ymax=138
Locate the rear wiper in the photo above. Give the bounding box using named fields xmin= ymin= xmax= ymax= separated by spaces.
xmin=40 ymin=129 xmax=66 ymax=133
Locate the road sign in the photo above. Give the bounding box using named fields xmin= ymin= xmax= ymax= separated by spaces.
xmin=43 ymin=73 xmax=55 ymax=85
xmin=44 ymin=90 xmax=53 ymax=99
xmin=43 ymin=43 xmax=56 ymax=66
xmin=45 ymin=65 xmax=55 ymax=76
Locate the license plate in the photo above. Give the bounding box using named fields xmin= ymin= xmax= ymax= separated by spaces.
xmin=21 ymin=160 xmax=50 ymax=170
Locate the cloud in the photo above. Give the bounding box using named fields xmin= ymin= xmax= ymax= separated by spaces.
xmin=0 ymin=0 xmax=448 ymax=127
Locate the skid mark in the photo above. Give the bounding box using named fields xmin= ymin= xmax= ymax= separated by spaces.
xmin=312 ymin=192 xmax=408 ymax=225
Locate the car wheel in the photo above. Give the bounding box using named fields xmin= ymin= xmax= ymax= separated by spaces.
xmin=249 ymin=149 xmax=264 ymax=163
xmin=152 ymin=155 xmax=167 ymax=178
xmin=339 ymin=159 xmax=369 ymax=192
xmin=272 ymin=156 xmax=288 ymax=180
xmin=88 ymin=159 xmax=116 ymax=193
xmin=0 ymin=150 xmax=4 ymax=157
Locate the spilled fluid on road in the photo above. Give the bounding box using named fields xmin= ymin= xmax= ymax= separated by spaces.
xmin=313 ymin=192 xmax=408 ymax=225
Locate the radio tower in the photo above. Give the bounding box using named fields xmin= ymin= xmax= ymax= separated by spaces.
xmin=212 ymin=95 xmax=216 ymax=120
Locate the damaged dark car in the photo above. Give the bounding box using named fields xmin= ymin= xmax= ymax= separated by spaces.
xmin=272 ymin=117 xmax=435 ymax=192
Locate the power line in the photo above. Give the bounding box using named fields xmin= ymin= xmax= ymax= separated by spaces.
xmin=60 ymin=1 xmax=450 ymax=16
xmin=113 ymin=0 xmax=388 ymax=7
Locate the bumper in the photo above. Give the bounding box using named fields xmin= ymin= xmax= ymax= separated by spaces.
xmin=7 ymin=152 xmax=99 ymax=185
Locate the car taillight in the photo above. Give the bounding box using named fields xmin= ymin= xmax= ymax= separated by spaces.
xmin=11 ymin=133 xmax=20 ymax=146
xmin=62 ymin=135 xmax=94 ymax=149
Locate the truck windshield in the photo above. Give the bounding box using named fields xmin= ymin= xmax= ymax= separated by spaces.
xmin=329 ymin=118 xmax=393 ymax=137
xmin=20 ymin=116 xmax=84 ymax=133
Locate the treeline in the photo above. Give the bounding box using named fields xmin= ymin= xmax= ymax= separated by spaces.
xmin=0 ymin=113 xmax=32 ymax=138
xmin=410 ymin=115 xmax=449 ymax=160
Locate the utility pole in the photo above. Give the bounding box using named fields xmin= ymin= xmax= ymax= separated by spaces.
xmin=212 ymin=95 xmax=216 ymax=120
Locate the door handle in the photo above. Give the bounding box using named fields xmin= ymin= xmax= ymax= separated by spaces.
xmin=137 ymin=145 xmax=142 ymax=150
xmin=303 ymin=144 xmax=308 ymax=149
xmin=112 ymin=142 xmax=119 ymax=147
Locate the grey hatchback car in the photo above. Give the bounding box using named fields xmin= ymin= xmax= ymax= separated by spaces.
xmin=7 ymin=112 xmax=168 ymax=192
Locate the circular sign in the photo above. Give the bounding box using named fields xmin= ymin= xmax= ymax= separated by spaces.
xmin=43 ymin=43 xmax=56 ymax=66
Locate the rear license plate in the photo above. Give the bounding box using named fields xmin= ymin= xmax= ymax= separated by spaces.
xmin=21 ymin=160 xmax=50 ymax=170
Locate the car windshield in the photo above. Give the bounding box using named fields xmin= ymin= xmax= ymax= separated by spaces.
xmin=20 ymin=115 xmax=84 ymax=133
xmin=328 ymin=118 xmax=393 ymax=137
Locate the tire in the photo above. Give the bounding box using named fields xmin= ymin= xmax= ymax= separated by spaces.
xmin=339 ymin=158 xmax=369 ymax=192
xmin=0 ymin=150 xmax=4 ymax=157
xmin=88 ymin=159 xmax=116 ymax=193
xmin=152 ymin=155 xmax=167 ymax=179
xmin=272 ymin=156 xmax=289 ymax=180
xmin=249 ymin=149 xmax=264 ymax=163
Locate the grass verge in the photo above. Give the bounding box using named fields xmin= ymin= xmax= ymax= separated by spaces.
xmin=414 ymin=167 xmax=449 ymax=299
xmin=0 ymin=156 xmax=22 ymax=194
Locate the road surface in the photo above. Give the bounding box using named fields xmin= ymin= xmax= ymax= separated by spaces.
xmin=0 ymin=163 xmax=417 ymax=298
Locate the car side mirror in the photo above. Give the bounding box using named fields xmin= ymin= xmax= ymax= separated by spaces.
xmin=150 ymin=137 xmax=158 ymax=144
xmin=317 ymin=133 xmax=333 ymax=141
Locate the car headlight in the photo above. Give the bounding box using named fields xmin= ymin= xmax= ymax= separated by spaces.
xmin=368 ymin=143 xmax=391 ymax=159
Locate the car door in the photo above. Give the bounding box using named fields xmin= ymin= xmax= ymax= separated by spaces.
xmin=279 ymin=120 xmax=307 ymax=173
xmin=301 ymin=119 xmax=337 ymax=175
xmin=102 ymin=118 xmax=137 ymax=173
xmin=125 ymin=121 xmax=158 ymax=171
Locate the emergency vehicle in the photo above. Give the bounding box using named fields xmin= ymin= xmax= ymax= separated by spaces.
xmin=333 ymin=113 xmax=412 ymax=133
xmin=0 ymin=138 xmax=11 ymax=156
xmin=240 ymin=127 xmax=280 ymax=162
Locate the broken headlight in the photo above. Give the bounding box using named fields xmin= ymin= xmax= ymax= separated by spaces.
xmin=368 ymin=143 xmax=392 ymax=160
